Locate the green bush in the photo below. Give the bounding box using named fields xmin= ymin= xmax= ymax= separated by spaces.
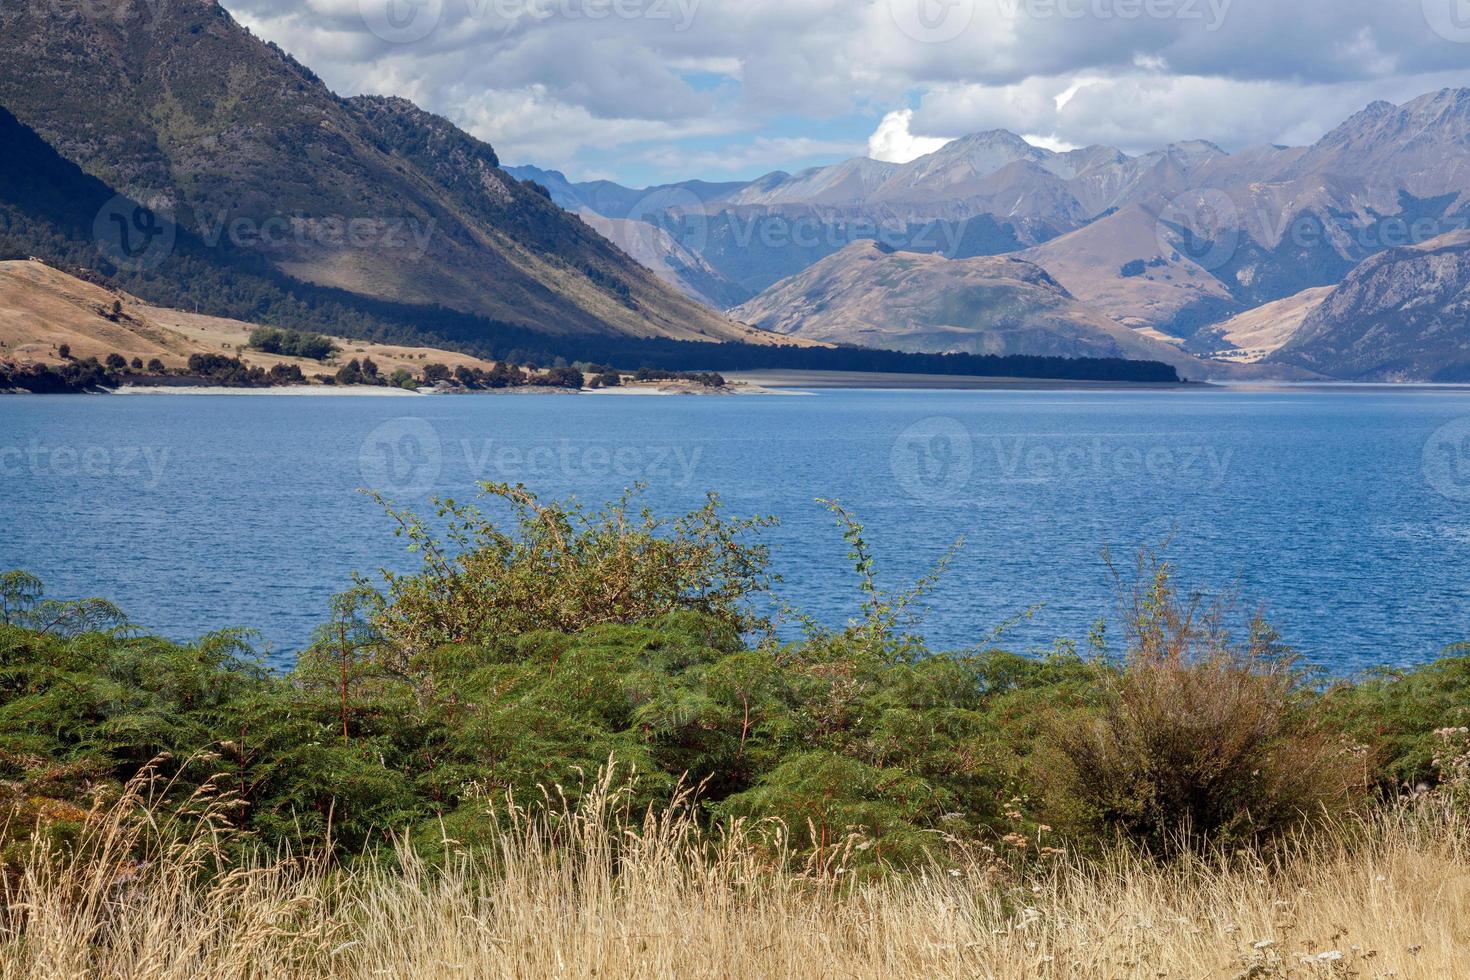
xmin=246 ymin=326 xmax=338 ymax=361
xmin=1041 ymin=553 xmax=1364 ymax=855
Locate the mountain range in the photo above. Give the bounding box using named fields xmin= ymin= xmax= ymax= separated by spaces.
xmin=510 ymin=89 xmax=1470 ymax=380
xmin=3 ymin=0 xmax=1468 ymax=381
xmin=0 ymin=0 xmax=1183 ymax=384
xmin=0 ymin=0 xmax=807 ymax=366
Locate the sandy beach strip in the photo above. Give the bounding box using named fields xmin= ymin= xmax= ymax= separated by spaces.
xmin=721 ymin=370 xmax=1203 ymax=391
xmin=110 ymin=384 xmax=424 ymax=396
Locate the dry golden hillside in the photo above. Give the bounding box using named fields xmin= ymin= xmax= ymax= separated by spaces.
xmin=0 ymin=259 xmax=502 ymax=376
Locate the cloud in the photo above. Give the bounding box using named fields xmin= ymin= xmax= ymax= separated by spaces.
xmin=640 ymin=136 xmax=868 ymax=176
xmin=220 ymin=0 xmax=1470 ymax=184
xmin=867 ymin=110 xmax=953 ymax=163
xmin=1022 ymin=133 xmax=1079 ymax=153
xmin=449 ymin=85 xmax=740 ymax=165
xmin=909 ymin=69 xmax=1470 ymax=154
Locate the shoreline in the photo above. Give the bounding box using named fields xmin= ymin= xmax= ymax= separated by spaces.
xmin=109 ymin=384 xmax=424 ymax=397
xmin=13 ymin=376 xmax=1468 ymax=397
xmin=103 ymin=380 xmax=803 ymax=397
xmin=721 ymin=369 xmax=1207 ymax=391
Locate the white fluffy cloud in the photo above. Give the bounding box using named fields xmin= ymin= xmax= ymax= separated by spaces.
xmin=222 ymin=0 xmax=1470 ymax=183
xmin=908 ymin=69 xmax=1470 ymax=153
xmin=867 ymin=110 xmax=952 ymax=163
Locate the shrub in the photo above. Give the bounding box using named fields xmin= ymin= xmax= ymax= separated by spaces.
xmin=187 ymin=353 xmax=255 ymax=385
xmin=266 ymin=363 xmax=305 ymax=385
xmin=1320 ymin=650 xmax=1470 ymax=792
xmin=246 ymin=327 xmax=337 ymax=361
xmin=336 ymin=358 xmax=364 ymax=385
xmin=531 ymin=366 xmax=584 ymax=389
xmin=1043 ymin=552 xmax=1364 ymax=855
xmin=367 ymin=484 xmax=777 ymax=655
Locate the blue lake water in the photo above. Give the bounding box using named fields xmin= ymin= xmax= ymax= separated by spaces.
xmin=3 ymin=387 xmax=1470 ymax=673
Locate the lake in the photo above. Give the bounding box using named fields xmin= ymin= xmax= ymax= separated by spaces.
xmin=3 ymin=386 xmax=1469 ymax=673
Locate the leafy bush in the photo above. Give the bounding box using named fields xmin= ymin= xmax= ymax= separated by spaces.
xmin=1042 ymin=552 xmax=1364 ymax=855
xmin=368 ymin=484 xmax=777 ymax=652
xmin=246 ymin=326 xmax=338 ymax=361
xmin=1320 ymin=651 xmax=1470 ymax=792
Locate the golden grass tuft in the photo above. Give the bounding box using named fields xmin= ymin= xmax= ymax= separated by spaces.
xmin=3 ymin=766 xmax=1468 ymax=979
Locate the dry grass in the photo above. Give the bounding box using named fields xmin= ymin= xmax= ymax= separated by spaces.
xmin=3 ymin=767 xmax=1467 ymax=979
xmin=0 ymin=259 xmax=502 ymax=376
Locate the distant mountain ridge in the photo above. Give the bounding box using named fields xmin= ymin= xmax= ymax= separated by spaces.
xmin=1273 ymin=230 xmax=1470 ymax=380
xmin=516 ymin=89 xmax=1470 ymax=378
xmin=730 ymin=240 xmax=1211 ymax=377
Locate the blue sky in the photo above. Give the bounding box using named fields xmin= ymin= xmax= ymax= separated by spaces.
xmin=224 ymin=0 xmax=1470 ymax=188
